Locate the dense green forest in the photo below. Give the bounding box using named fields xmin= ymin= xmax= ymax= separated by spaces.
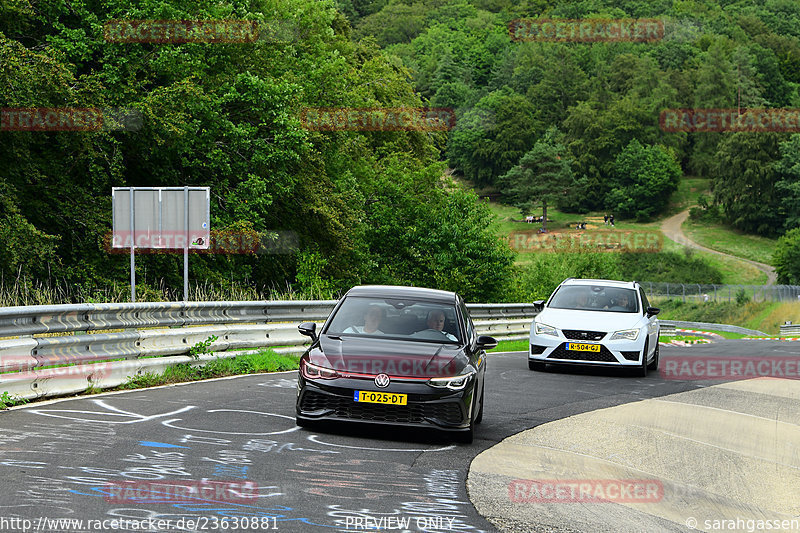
xmin=343 ymin=0 xmax=800 ymax=230
xmin=3 ymin=0 xmax=800 ymax=303
xmin=1 ymin=0 xmax=516 ymax=302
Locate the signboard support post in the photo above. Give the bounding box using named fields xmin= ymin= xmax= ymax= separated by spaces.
xmin=184 ymin=186 xmax=189 ymax=302
xmin=112 ymin=186 xmax=209 ymax=304
xmin=129 ymin=190 xmax=136 ymax=302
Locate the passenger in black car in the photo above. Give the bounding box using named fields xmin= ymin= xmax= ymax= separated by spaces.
xmin=343 ymin=305 xmax=385 ymax=335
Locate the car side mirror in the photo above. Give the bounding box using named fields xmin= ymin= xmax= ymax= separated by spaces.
xmin=646 ymin=307 xmax=660 ymax=317
xmin=533 ymin=300 xmax=545 ymax=312
xmin=298 ymin=322 xmax=317 ymax=341
xmin=476 ymin=335 xmax=498 ymax=350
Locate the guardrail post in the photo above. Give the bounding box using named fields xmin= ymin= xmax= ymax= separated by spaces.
xmin=682 ymin=284 xmax=685 ymax=303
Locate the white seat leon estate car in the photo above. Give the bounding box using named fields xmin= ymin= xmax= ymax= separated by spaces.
xmin=528 ymin=279 xmax=661 ymax=376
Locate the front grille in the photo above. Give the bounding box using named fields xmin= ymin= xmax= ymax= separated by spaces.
xmin=530 ymin=344 xmax=547 ymax=355
xmin=562 ymin=330 xmax=606 ymax=341
xmin=300 ymin=391 xmax=463 ymax=425
xmin=621 ymin=350 xmax=640 ymax=361
xmin=548 ymin=342 xmax=617 ymax=362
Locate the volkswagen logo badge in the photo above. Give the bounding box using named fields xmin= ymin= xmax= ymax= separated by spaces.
xmin=375 ymin=373 xmax=390 ymax=388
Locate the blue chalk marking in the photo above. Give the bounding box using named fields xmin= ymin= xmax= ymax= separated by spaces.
xmin=139 ymin=440 xmax=189 ymax=448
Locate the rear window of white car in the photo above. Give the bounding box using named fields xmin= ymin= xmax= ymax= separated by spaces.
xmin=549 ymin=286 xmax=639 ymax=313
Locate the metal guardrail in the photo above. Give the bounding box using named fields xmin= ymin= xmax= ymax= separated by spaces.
xmin=659 ymin=320 xmax=767 ymax=336
xmin=643 ymin=282 xmax=800 ymax=303
xmin=659 ymin=323 xmax=676 ymax=336
xmin=779 ymin=324 xmax=800 ymax=336
xmin=0 ymin=300 xmax=539 ymax=401
xmin=0 ymin=301 xmax=539 ymax=338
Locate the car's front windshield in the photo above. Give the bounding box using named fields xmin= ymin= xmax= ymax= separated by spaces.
xmin=548 ymin=285 xmax=639 ymax=313
xmin=325 ymin=296 xmax=461 ymax=343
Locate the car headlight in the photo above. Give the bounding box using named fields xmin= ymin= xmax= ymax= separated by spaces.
xmin=301 ymin=360 xmax=339 ymax=380
xmin=428 ymin=371 xmax=475 ymax=390
xmin=609 ymin=329 xmax=640 ymax=341
xmin=534 ymin=322 xmax=558 ymax=337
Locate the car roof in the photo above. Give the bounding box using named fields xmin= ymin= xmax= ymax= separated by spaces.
xmin=344 ymin=285 xmax=458 ymax=303
xmin=560 ymin=278 xmax=638 ymax=289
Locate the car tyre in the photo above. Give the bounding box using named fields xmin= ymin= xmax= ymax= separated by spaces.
xmin=647 ymin=341 xmax=660 ymax=371
xmin=635 ymin=340 xmax=649 ymax=377
xmin=457 ymin=398 xmax=476 ymax=444
xmin=474 ymin=387 xmax=484 ymax=425
xmin=529 ymin=360 xmax=546 ymax=371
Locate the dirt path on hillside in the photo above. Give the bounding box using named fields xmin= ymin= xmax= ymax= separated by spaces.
xmin=661 ymin=210 xmax=778 ymax=285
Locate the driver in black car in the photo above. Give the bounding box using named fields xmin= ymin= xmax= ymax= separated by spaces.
xmin=421 ymin=309 xmax=458 ymax=341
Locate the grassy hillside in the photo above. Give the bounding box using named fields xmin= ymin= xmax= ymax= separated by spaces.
xmin=489 ymin=199 xmax=769 ymax=286
xmin=666 ymin=177 xmax=711 ymax=216
xmin=656 ymin=300 xmax=800 ymax=335
xmin=682 ymin=219 xmax=779 ymax=266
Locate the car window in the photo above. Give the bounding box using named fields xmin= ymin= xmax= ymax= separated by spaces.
xmin=548 ymin=285 xmax=639 ymax=313
xmin=639 ymin=287 xmax=651 ymax=313
xmin=460 ymin=299 xmax=475 ymax=344
xmin=325 ymin=296 xmax=462 ymax=343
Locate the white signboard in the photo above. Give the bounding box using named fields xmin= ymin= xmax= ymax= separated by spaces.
xmin=112 ymin=187 xmax=210 ymax=249
xmin=111 ymin=187 xmax=210 ymax=302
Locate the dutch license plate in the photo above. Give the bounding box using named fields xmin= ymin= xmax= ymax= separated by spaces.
xmin=354 ymin=391 xmax=407 ymax=405
xmin=566 ymin=343 xmax=601 ymax=352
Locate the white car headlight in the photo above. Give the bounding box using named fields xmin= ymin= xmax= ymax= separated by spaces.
xmin=610 ymin=329 xmax=640 ymax=341
xmin=534 ymin=322 xmax=558 ymax=337
xmin=428 ymin=371 xmax=475 ymax=390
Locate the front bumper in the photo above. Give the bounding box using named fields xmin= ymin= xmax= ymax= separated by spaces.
xmin=529 ymin=332 xmax=646 ymax=366
xmin=296 ymin=376 xmax=475 ymax=431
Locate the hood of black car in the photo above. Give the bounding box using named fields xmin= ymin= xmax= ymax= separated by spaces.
xmin=308 ymin=335 xmax=468 ymax=378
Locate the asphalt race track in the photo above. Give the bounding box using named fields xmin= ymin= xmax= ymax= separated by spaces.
xmin=0 ymin=340 xmax=796 ymax=533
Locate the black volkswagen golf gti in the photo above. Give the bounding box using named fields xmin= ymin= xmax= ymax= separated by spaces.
xmin=295 ymin=285 xmax=496 ymax=443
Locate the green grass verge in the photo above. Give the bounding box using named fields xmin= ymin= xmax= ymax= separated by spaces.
xmin=0 ymin=391 xmax=29 ymax=409
xmin=659 ymin=335 xmax=707 ymax=343
xmin=120 ymin=349 xmax=300 ymax=389
xmin=689 ymin=329 xmax=749 ymax=339
xmin=682 ymin=218 xmax=778 ymax=265
xmin=489 ymin=339 xmax=528 ymax=353
xmin=2 ymin=349 xmax=300 ymax=409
